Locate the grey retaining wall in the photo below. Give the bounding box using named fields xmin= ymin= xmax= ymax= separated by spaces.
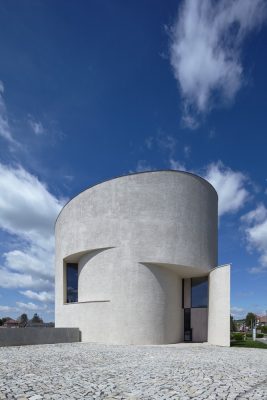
xmin=0 ymin=327 xmax=80 ymax=346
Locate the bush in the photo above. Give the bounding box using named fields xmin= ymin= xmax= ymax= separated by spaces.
xmin=231 ymin=340 xmax=267 ymax=349
xmin=238 ymin=332 xmax=263 ymax=339
xmin=261 ymin=326 xmax=267 ymax=334
xmin=232 ymin=333 xmax=244 ymax=341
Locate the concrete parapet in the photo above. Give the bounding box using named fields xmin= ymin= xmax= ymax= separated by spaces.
xmin=0 ymin=327 xmax=80 ymax=347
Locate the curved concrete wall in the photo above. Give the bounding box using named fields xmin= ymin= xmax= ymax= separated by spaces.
xmin=208 ymin=264 xmax=231 ymax=347
xmin=55 ymin=171 xmax=218 ymax=344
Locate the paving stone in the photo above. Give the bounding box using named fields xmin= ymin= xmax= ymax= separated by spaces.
xmin=0 ymin=343 xmax=267 ymax=399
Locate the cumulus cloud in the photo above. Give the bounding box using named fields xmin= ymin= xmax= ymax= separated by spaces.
xmin=4 ymin=249 xmax=54 ymax=280
xmin=204 ymin=161 xmax=249 ymax=217
xmin=20 ymin=290 xmax=54 ymax=303
xmin=0 ymin=163 xmax=66 ymax=292
xmin=0 ymin=268 xmax=51 ymax=290
xmin=242 ymin=203 xmax=267 ymax=274
xmin=0 ymin=305 xmax=17 ymax=313
xmin=28 ymin=116 xmax=45 ymax=135
xmin=16 ymin=301 xmax=46 ymax=311
xmin=0 ymin=81 xmax=16 ymax=143
xmin=169 ymin=158 xmax=186 ymax=171
xmin=0 ymin=163 xmax=63 ymax=244
xmin=169 ymin=0 xmax=267 ymax=127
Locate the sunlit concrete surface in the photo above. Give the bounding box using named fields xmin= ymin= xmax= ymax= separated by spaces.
xmin=0 ymin=343 xmax=267 ymax=399
xmin=55 ymin=171 xmax=230 ymax=345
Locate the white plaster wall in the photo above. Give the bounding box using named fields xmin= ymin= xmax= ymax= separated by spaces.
xmin=191 ymin=308 xmax=208 ymax=342
xmin=55 ymin=171 xmax=218 ymax=344
xmin=208 ymin=265 xmax=231 ymax=347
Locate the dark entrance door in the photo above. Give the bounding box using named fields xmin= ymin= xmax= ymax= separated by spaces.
xmin=184 ymin=308 xmax=192 ymax=341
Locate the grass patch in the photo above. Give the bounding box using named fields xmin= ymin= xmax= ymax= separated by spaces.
xmin=231 ymin=340 xmax=267 ymax=349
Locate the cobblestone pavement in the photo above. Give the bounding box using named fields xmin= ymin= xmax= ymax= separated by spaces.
xmin=0 ymin=342 xmax=267 ymax=399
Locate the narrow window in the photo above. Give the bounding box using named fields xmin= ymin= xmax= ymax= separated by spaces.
xmin=184 ymin=308 xmax=192 ymax=341
xmin=182 ymin=279 xmax=184 ymax=309
xmin=191 ymin=277 xmax=208 ymax=308
xmin=66 ymin=263 xmax=78 ymax=303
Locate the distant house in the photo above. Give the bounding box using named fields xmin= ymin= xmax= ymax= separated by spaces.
xmin=257 ymin=315 xmax=267 ymax=326
xmin=3 ymin=318 xmax=19 ymax=328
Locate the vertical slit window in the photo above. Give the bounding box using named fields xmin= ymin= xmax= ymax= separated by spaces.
xmin=66 ymin=263 xmax=78 ymax=303
xmin=182 ymin=279 xmax=184 ymax=309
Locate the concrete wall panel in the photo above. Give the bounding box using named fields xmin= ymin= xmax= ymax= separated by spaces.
xmin=191 ymin=308 xmax=208 ymax=342
xmin=0 ymin=328 xmax=80 ymax=347
xmin=208 ymin=265 xmax=231 ymax=347
xmin=55 ymin=171 xmax=218 ymax=344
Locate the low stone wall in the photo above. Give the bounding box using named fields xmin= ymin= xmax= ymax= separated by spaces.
xmin=0 ymin=327 xmax=80 ymax=346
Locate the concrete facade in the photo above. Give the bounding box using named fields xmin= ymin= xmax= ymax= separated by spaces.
xmin=0 ymin=327 xmax=80 ymax=347
xmin=208 ymin=264 xmax=231 ymax=346
xmin=55 ymin=170 xmax=230 ymax=346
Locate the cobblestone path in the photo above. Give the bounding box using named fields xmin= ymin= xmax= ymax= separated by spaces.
xmin=0 ymin=343 xmax=267 ymax=399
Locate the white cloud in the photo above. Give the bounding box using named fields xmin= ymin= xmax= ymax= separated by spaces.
xmin=20 ymin=290 xmax=54 ymax=303
xmin=0 ymin=305 xmax=18 ymax=313
xmin=0 ymin=268 xmax=52 ymax=290
xmin=0 ymin=82 xmax=16 ymax=143
xmin=133 ymin=160 xmax=153 ymax=173
xmin=143 ymin=133 xmax=182 ymax=170
xmin=145 ymin=134 xmax=177 ymax=155
xmin=0 ymin=163 xmax=66 ymax=291
xmin=242 ymin=204 xmax=267 ymax=225
xmin=169 ymin=0 xmax=267 ymax=126
xmin=16 ymin=301 xmax=46 ymax=311
xmin=204 ymin=161 xmax=249 ymax=217
xmin=157 ymin=134 xmax=177 ymax=155
xmin=242 ymin=203 xmax=267 ymax=274
xmin=183 ymin=145 xmax=191 ymax=158
xmin=231 ymin=306 xmax=245 ymax=319
xmin=4 ymin=248 xmax=54 ymax=280
xmin=28 ymin=117 xmax=45 ymax=135
xmin=0 ymin=163 xmax=63 ymax=243
xmin=169 ymin=158 xmax=186 ymax=171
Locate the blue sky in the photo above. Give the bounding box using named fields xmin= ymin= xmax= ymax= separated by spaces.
xmin=0 ymin=0 xmax=267 ymax=321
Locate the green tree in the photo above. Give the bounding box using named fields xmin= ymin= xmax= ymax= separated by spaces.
xmin=230 ymin=315 xmax=237 ymax=332
xmin=31 ymin=313 xmax=43 ymax=323
xmin=19 ymin=313 xmax=28 ymax=326
xmin=245 ymin=312 xmax=256 ymax=329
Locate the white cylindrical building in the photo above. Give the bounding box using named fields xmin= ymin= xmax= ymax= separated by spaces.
xmin=55 ymin=170 xmax=229 ymax=345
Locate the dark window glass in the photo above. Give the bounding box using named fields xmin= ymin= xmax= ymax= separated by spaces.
xmin=66 ymin=263 xmax=78 ymax=303
xmin=191 ymin=277 xmax=208 ymax=308
xmin=184 ymin=308 xmax=191 ymax=330
xmin=182 ymin=279 xmax=184 ymax=309
xmin=184 ymin=308 xmax=192 ymax=341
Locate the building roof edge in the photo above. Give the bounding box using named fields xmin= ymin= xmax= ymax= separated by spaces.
xmin=55 ymin=169 xmax=218 ymax=227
